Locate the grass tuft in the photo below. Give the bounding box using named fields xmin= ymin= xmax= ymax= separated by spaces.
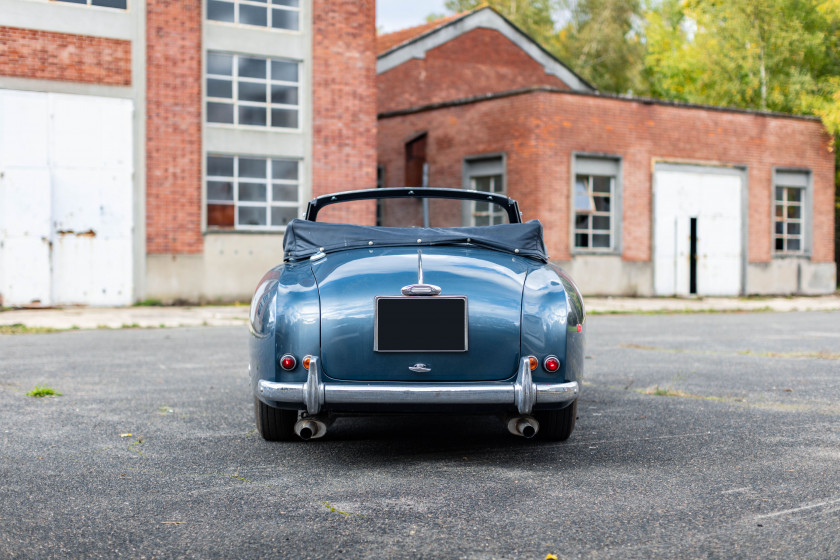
xmin=0 ymin=323 xmax=58 ymax=335
xmin=26 ymin=385 xmax=61 ymax=398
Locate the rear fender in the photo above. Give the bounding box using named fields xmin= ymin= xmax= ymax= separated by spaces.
xmin=249 ymin=262 xmax=320 ymax=402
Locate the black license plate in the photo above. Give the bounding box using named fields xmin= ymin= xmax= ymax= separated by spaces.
xmin=374 ymin=296 xmax=468 ymax=352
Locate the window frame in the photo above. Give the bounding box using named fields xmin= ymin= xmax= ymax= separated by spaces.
xmin=206 ymin=0 xmax=301 ymax=32
xmin=772 ymin=168 xmax=812 ymax=257
xmin=205 ymin=51 xmax=302 ymax=131
xmin=462 ymin=154 xmax=507 ymax=227
xmin=205 ymin=153 xmax=302 ymax=232
xmin=570 ymin=153 xmax=623 ymax=255
xmin=53 ymin=0 xmax=128 ymax=9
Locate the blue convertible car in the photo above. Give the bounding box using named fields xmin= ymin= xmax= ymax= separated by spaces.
xmin=249 ymin=188 xmax=585 ymax=441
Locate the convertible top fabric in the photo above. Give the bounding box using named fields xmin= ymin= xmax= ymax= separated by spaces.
xmin=283 ymin=219 xmax=548 ymax=262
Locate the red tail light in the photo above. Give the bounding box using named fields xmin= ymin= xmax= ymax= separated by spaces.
xmin=543 ymin=355 xmax=560 ymax=373
xmin=279 ymin=354 xmax=297 ymax=371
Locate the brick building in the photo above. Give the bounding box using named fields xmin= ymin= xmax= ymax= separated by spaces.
xmin=0 ymin=0 xmax=376 ymax=306
xmin=377 ymin=7 xmax=837 ymax=295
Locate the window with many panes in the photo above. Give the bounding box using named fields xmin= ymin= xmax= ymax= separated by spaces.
xmin=54 ymin=0 xmax=127 ymax=8
xmin=465 ymin=156 xmax=506 ymax=226
xmin=206 ymin=155 xmax=300 ymax=230
xmin=573 ymin=156 xmax=619 ymax=250
xmin=206 ymin=52 xmax=299 ymax=129
xmin=773 ymin=170 xmax=808 ymax=253
xmin=207 ymin=0 xmax=299 ymax=31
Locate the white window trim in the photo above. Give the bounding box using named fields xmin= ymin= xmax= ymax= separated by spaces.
xmin=206 ymin=0 xmax=301 ymax=32
xmin=772 ymin=168 xmax=812 ymax=257
xmin=570 ymin=153 xmax=623 ymax=256
xmin=206 ymin=51 xmax=302 ymax=132
xmin=206 ymin=154 xmax=302 ymax=232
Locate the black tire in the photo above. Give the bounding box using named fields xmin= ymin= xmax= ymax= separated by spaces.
xmin=254 ymin=396 xmax=297 ymax=441
xmin=535 ymin=400 xmax=577 ymax=441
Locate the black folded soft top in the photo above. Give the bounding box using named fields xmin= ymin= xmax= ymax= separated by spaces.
xmin=282 ymin=219 xmax=549 ymax=262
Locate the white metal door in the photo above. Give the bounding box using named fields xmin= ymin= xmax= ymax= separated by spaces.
xmin=0 ymin=90 xmax=133 ymax=307
xmin=653 ymin=166 xmax=743 ymax=296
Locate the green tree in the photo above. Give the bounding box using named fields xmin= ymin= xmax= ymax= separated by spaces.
xmin=443 ymin=0 xmax=560 ymax=50
xmin=552 ymin=0 xmax=648 ymax=94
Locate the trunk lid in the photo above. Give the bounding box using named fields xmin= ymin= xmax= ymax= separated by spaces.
xmin=313 ymin=246 xmax=531 ymax=382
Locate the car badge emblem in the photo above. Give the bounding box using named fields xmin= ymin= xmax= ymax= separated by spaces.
xmin=409 ymin=363 xmax=431 ymax=373
xmin=401 ymin=249 xmax=442 ymax=296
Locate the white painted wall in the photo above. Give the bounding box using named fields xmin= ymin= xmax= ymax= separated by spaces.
xmin=653 ymin=166 xmax=743 ymax=296
xmin=0 ymin=90 xmax=134 ymax=306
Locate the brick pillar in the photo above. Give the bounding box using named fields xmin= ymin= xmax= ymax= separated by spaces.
xmin=146 ymin=0 xmax=203 ymax=254
xmin=312 ymin=0 xmax=377 ymax=224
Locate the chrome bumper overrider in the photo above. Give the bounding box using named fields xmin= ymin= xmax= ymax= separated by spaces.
xmin=257 ymin=357 xmax=579 ymax=415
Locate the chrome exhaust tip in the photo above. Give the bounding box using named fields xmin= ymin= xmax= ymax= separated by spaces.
xmin=506 ymin=416 xmax=540 ymax=439
xmin=294 ymin=418 xmax=327 ymax=440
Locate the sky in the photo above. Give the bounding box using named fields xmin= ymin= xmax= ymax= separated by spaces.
xmin=376 ymin=0 xmax=450 ymax=33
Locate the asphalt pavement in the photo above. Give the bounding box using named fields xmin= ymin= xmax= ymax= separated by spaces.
xmin=1 ymin=311 xmax=839 ymax=558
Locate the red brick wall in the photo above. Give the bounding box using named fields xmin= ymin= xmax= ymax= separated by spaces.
xmin=377 ymin=91 xmax=835 ymax=264
xmin=377 ymin=28 xmax=570 ymax=115
xmin=312 ymin=0 xmax=377 ymax=225
xmin=0 ymin=26 xmax=130 ymax=85
xmin=145 ymin=1 xmax=203 ymax=254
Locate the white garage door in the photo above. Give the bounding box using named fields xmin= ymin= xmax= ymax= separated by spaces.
xmin=0 ymin=90 xmax=133 ymax=307
xmin=653 ymin=164 xmax=744 ymax=296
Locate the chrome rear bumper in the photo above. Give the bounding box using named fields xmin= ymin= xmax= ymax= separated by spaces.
xmin=257 ymin=357 xmax=579 ymax=415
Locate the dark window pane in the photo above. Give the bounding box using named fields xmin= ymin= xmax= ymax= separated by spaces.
xmin=207 ymin=204 xmax=235 ymax=227
xmin=207 ymin=52 xmax=234 ymax=76
xmin=787 ymin=238 xmax=801 ymax=251
xmin=273 ymin=0 xmax=299 ymax=6
xmin=787 ymin=205 xmax=801 ymax=219
xmin=272 ymin=159 xmax=298 ymax=180
xmin=775 ymin=187 xmax=783 ymax=201
xmin=271 ymin=60 xmax=298 ymax=82
xmin=474 ymin=201 xmax=489 ymax=213
xmin=207 ymin=180 xmax=234 ymax=200
xmin=239 ymin=182 xmax=267 ymax=202
xmin=592 ymin=176 xmax=611 ymax=193
xmin=92 ymin=0 xmax=127 ymax=8
xmin=271 ymin=8 xmax=299 ymax=30
xmin=208 ymin=0 xmax=235 ymax=22
xmin=271 ymin=206 xmax=298 ymax=227
xmin=207 ymin=155 xmax=234 ymax=177
xmin=271 ymin=108 xmax=298 ymax=128
xmin=238 ymin=57 xmax=266 ymax=79
xmin=239 ymin=158 xmax=267 ymax=178
xmin=238 ymin=81 xmax=267 ymax=103
xmin=594 ymin=195 xmax=611 ymax=212
xmin=239 ymin=4 xmax=268 ymax=26
xmin=207 ymin=102 xmax=234 ymax=124
xmin=575 ymin=214 xmax=589 ymax=230
xmin=272 ymin=184 xmax=297 ymax=202
xmin=207 ymin=78 xmax=232 ymax=99
xmin=774 ymin=221 xmax=784 ymax=235
xmin=592 ymin=215 xmax=610 ymax=231
xmin=575 ymin=233 xmax=589 ymax=248
xmin=239 ymin=105 xmax=267 ymax=126
xmin=238 ymin=206 xmax=267 ymax=226
xmin=788 ymin=188 xmax=803 ymax=202
xmin=271 ymin=85 xmax=298 ymax=105
xmin=787 ymin=222 xmax=801 ymax=235
xmin=592 ymin=234 xmax=611 ymax=248
xmin=473 ymin=215 xmax=490 ymax=226
xmin=775 ymin=237 xmax=784 ymax=251
xmin=775 ymin=205 xmax=784 ymax=218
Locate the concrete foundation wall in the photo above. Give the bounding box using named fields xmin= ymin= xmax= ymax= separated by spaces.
xmin=146 ymin=234 xmax=285 ymax=302
xmin=557 ymin=257 xmax=654 ymax=297
xmin=747 ymin=260 xmax=837 ymax=295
